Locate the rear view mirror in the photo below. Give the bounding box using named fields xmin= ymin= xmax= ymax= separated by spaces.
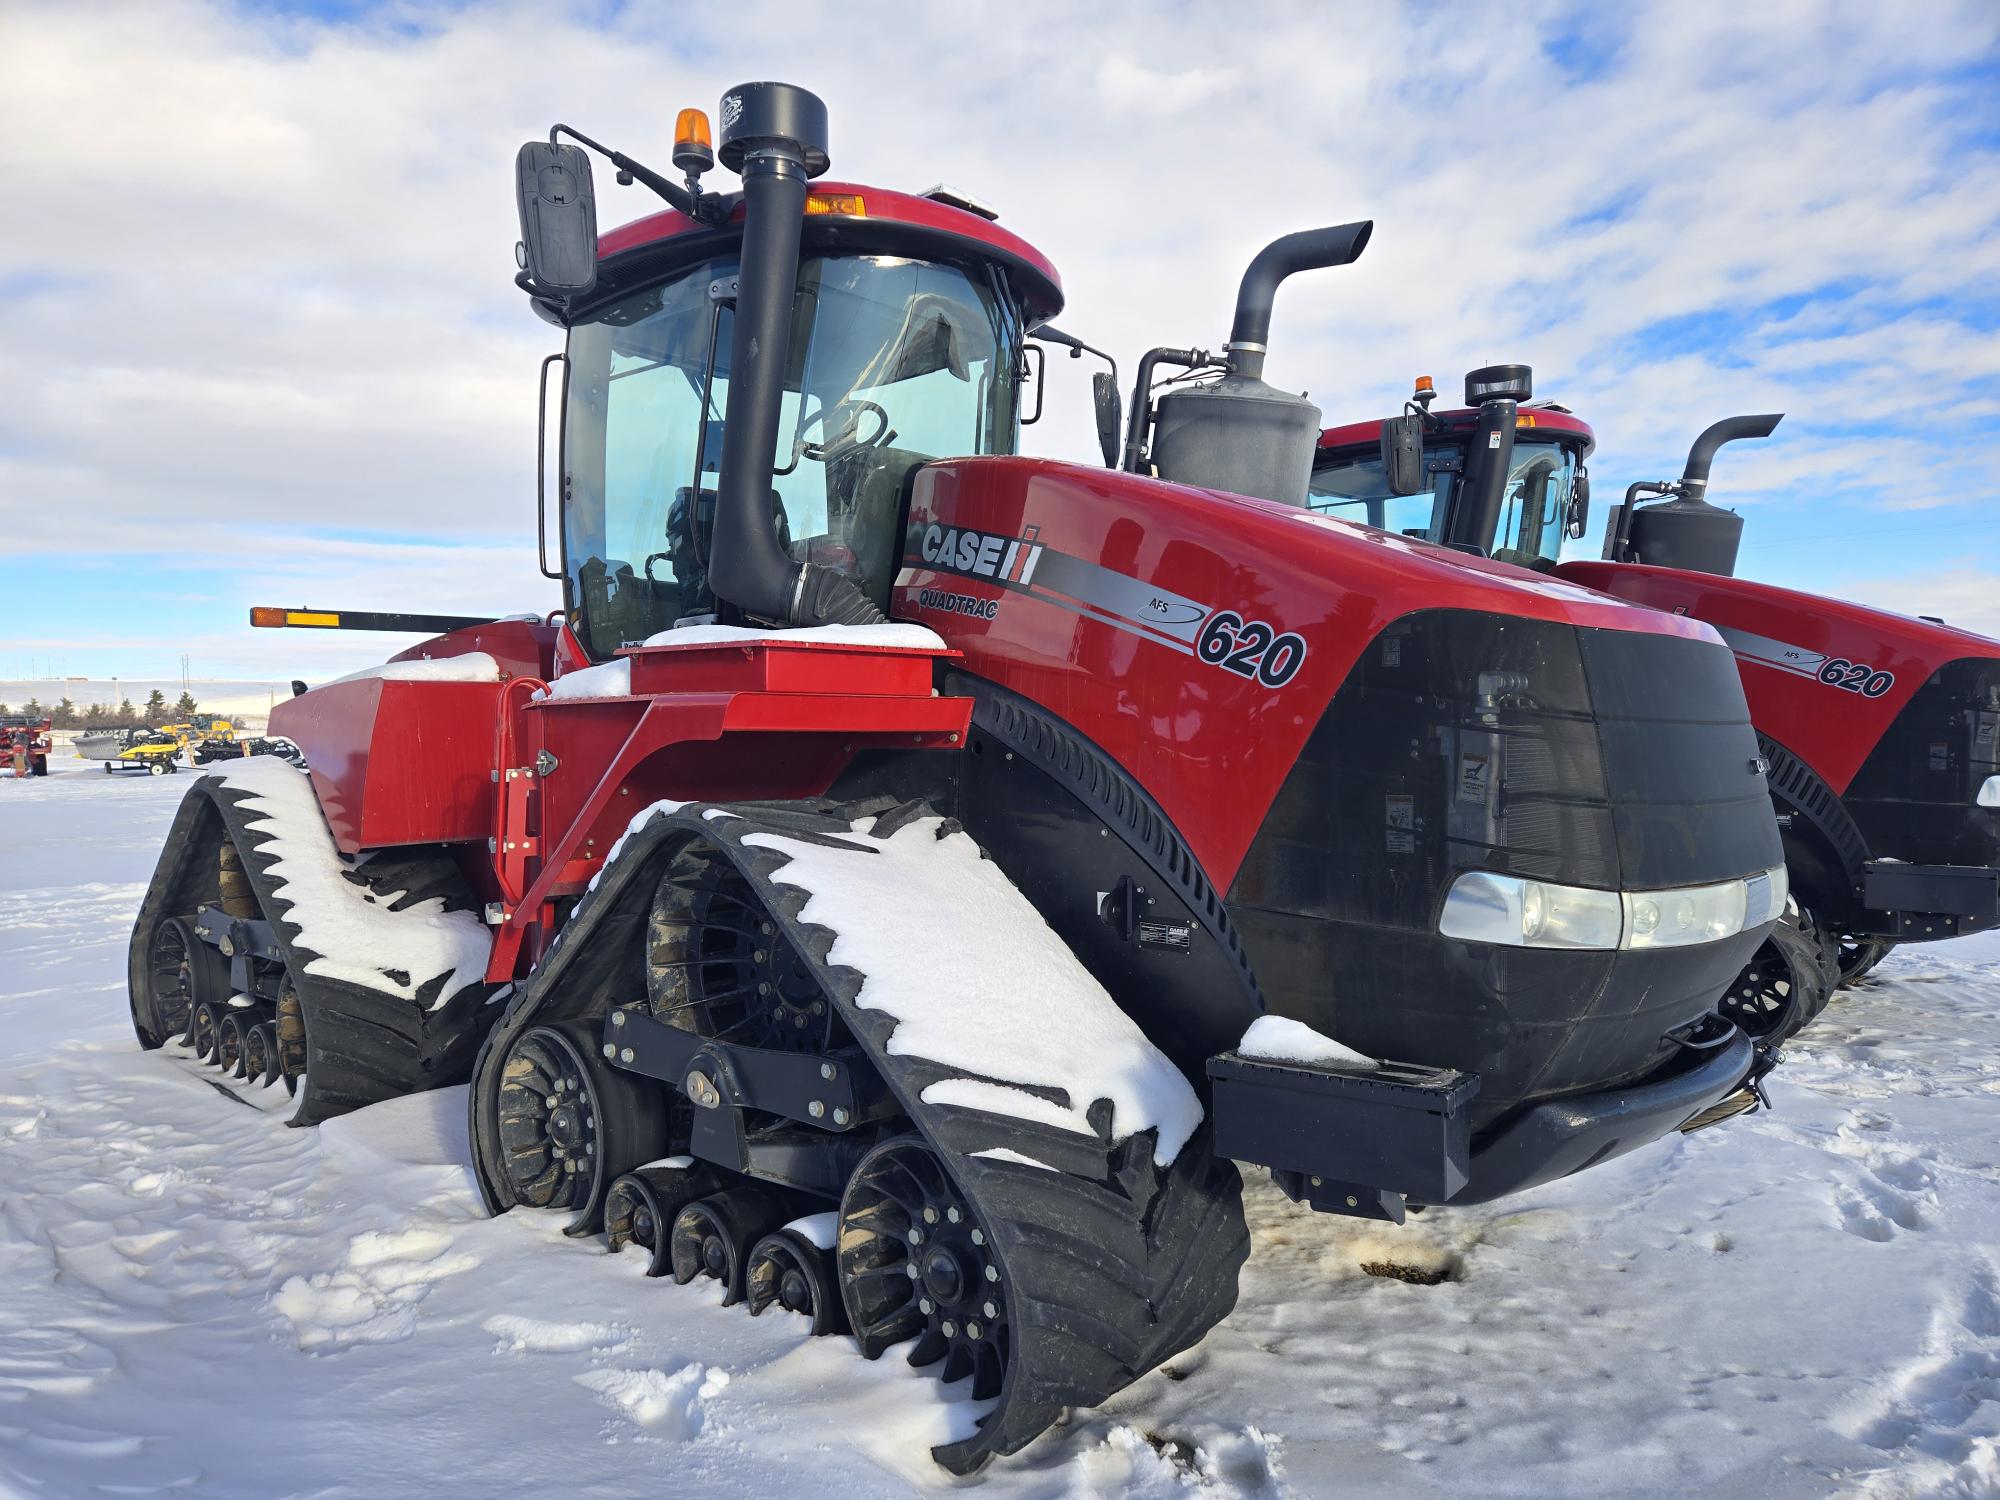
xmin=1568 ymin=467 xmax=1591 ymax=540
xmin=1092 ymin=372 xmax=1122 ymax=468
xmin=1381 ymin=414 xmax=1425 ymax=496
xmin=515 ymin=141 xmax=599 ymax=296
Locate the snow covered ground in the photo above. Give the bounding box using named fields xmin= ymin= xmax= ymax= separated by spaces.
xmin=3 ymin=763 xmax=1998 ymax=1498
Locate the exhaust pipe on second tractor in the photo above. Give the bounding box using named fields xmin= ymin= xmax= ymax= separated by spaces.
xmin=1608 ymin=412 xmax=1785 ymax=578
xmin=1139 ymin=221 xmax=1374 ymax=506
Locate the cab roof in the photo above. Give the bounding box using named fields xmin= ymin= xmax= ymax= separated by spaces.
xmin=1318 ymin=403 xmax=1596 ymax=456
xmin=593 ymin=180 xmax=1064 ymax=325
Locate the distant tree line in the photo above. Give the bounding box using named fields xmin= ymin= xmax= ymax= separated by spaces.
xmin=0 ymin=690 xmax=199 ymax=729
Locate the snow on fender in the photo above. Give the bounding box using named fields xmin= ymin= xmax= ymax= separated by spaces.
xmin=205 ymin=756 xmax=491 ymax=1007
xmin=744 ymin=812 xmax=1203 ymax=1165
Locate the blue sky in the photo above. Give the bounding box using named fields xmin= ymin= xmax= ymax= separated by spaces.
xmin=2 ymin=0 xmax=1998 ymax=679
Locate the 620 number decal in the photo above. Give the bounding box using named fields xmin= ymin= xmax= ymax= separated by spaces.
xmin=1197 ymin=611 xmax=1308 ymax=688
xmin=1818 ymin=657 xmax=1895 ymax=698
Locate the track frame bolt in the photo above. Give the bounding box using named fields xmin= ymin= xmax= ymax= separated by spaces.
xmin=808 ymin=1100 xmax=825 ymax=1119
xmin=601 ymin=1043 xmax=616 ymax=1058
xmin=620 ymin=1047 xmax=635 ymax=1064
xmin=612 ymin=1011 xmax=626 ymax=1027
xmin=832 ymin=1107 xmax=849 ymax=1126
xmin=820 ymin=1062 xmax=836 ymax=1080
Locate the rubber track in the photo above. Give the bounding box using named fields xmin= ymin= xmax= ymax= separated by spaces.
xmin=468 ymin=796 xmax=1249 ymax=1474
xmin=127 ymin=776 xmax=492 ymax=1126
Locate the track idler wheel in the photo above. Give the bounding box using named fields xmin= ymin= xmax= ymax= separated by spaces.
xmin=189 ymin=1000 xmax=226 ymax=1065
xmin=1720 ymin=905 xmax=1834 ymax=1047
xmin=747 ymin=1225 xmax=848 ymax=1336
xmin=143 ymin=916 xmax=207 ymax=1046
xmin=840 ymin=1137 xmax=1010 ymax=1403
xmin=1835 ymin=933 xmax=1896 ymax=987
xmin=496 ymin=1024 xmax=666 ymax=1235
xmin=243 ymin=1020 xmax=281 ymax=1087
xmin=605 ymin=1163 xmax=716 ymax=1278
xmin=668 ymin=1187 xmax=794 ymax=1306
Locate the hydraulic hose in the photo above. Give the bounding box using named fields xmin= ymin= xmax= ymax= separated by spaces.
xmin=1226 ymin=221 xmax=1373 ymax=380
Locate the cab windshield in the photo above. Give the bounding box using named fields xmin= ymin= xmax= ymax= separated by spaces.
xmin=1305 ymin=448 xmax=1454 ymax=539
xmin=1307 ymin=436 xmax=1580 ymax=567
xmin=1490 ymin=440 xmax=1579 ymax=569
xmin=563 ymin=254 xmax=1021 ymax=659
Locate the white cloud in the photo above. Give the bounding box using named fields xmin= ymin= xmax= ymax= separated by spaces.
xmin=1 ymin=0 xmax=1996 ymax=677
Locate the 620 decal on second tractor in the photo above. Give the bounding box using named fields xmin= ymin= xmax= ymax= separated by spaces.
xmin=131 ymin=83 xmax=1792 ymax=1471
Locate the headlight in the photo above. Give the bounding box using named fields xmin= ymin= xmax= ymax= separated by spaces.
xmin=1438 ymin=865 xmax=1788 ymax=950
xmin=1978 ymin=774 xmax=2000 ymax=808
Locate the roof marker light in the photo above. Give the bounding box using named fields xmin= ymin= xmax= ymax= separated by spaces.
xmin=805 ymin=192 xmax=866 ymax=216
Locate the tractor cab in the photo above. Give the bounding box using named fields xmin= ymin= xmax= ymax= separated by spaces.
xmin=516 ymin=92 xmax=1061 ymax=662
xmin=562 ymin=235 xmax=1035 ymax=659
xmin=1309 ymin=367 xmax=1594 ymax=570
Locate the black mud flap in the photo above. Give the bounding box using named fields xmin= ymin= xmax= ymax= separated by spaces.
xmin=1207 ymin=1052 xmax=1478 ymax=1223
xmin=1862 ymin=860 xmax=2000 ymax=930
xmin=467 ymin=796 xmax=1249 ymax=1475
xmin=126 ymin=775 xmax=494 ymax=1126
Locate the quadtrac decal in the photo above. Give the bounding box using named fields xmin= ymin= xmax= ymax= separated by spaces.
xmin=1712 ymin=624 xmax=1896 ymax=700
xmin=908 ymin=521 xmax=1307 ymax=687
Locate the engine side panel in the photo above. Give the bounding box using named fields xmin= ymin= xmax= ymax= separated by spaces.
xmin=902 ymin=458 xmax=1713 ymax=889
xmin=1557 ymin=560 xmax=2000 ymax=793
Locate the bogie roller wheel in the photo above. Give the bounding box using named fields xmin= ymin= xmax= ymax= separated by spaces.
xmin=274 ymin=980 xmax=307 ymax=1097
xmin=668 ymin=1186 xmax=796 ymax=1305
xmin=243 ymin=1020 xmax=281 ymax=1087
xmin=189 ymin=1000 xmax=226 ymax=1065
xmin=1720 ymin=905 xmax=1834 ymax=1047
xmin=748 ymin=1227 xmax=848 ymax=1336
xmin=840 ymin=1137 xmax=1010 ymax=1404
xmin=605 ymin=1164 xmax=716 ymax=1278
xmin=496 ymin=1025 xmax=666 ymax=1235
xmin=217 ymin=1011 xmax=251 ymax=1077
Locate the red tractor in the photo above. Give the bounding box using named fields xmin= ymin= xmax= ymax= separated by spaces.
xmin=2 ymin=713 xmax=52 ymax=778
xmin=1309 ymin=367 xmax=2000 ymax=1041
xmin=130 ymin=85 xmax=1792 ymax=1471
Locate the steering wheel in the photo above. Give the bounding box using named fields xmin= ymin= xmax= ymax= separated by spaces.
xmin=793 ymin=399 xmax=894 ymax=464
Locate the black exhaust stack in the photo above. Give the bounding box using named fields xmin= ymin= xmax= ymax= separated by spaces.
xmin=1454 ymin=364 xmax=1534 ymax=554
xmin=1613 ymin=413 xmax=1783 ymax=578
xmin=1148 ymin=221 xmax=1373 ymax=505
xmin=706 ymin=82 xmax=884 ymax=628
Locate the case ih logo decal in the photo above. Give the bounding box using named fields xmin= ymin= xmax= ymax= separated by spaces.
xmin=918 ymin=524 xmax=1047 ymax=585
xmin=1712 ymin=625 xmax=1896 ymax=700
xmin=909 ymin=522 xmax=1307 ymax=687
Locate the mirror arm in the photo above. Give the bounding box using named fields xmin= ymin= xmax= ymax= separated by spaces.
xmin=552 ymin=123 xmax=719 ymax=223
